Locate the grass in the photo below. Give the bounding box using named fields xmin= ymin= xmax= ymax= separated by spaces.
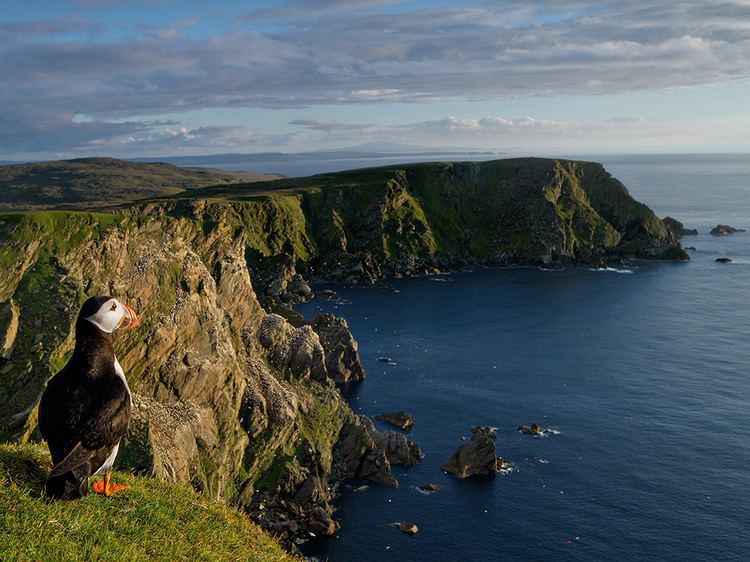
xmin=0 ymin=443 xmax=297 ymax=562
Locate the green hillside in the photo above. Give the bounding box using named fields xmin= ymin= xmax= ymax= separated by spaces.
xmin=0 ymin=443 xmax=296 ymax=562
xmin=0 ymin=158 xmax=282 ymax=211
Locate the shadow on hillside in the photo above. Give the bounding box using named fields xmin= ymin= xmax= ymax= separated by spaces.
xmin=0 ymin=443 xmax=51 ymax=497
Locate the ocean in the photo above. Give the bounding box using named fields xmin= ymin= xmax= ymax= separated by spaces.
xmin=290 ymin=154 xmax=750 ymax=561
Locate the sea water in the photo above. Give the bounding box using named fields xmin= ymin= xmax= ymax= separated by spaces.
xmin=295 ymin=154 xmax=750 ymax=561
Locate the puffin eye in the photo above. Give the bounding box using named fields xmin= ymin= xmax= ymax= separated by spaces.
xmin=110 ymin=303 xmax=118 ymax=311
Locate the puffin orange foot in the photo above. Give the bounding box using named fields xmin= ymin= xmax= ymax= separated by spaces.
xmin=92 ymin=480 xmax=128 ymax=496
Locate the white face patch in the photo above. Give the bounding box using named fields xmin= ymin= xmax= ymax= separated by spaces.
xmin=84 ymin=298 xmax=127 ymax=333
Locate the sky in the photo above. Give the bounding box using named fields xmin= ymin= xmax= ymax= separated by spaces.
xmin=2 ymin=0 xmax=750 ymax=160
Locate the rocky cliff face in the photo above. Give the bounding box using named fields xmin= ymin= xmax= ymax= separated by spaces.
xmin=149 ymin=158 xmax=686 ymax=290
xmin=0 ymin=211 xmax=398 ymax=548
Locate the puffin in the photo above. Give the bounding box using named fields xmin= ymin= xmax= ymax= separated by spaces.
xmin=39 ymin=295 xmax=140 ymax=500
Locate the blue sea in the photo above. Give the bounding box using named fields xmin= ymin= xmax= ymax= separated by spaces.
xmin=293 ymin=154 xmax=750 ymax=561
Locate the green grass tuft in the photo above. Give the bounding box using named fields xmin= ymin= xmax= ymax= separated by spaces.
xmin=0 ymin=443 xmax=297 ymax=562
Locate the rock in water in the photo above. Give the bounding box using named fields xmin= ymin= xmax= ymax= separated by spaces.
xmin=375 ymin=411 xmax=414 ymax=430
xmin=362 ymin=417 xmax=421 ymax=467
xmin=711 ymin=224 xmax=745 ymax=235
xmin=662 ymin=217 xmax=698 ymax=237
xmin=441 ymin=426 xmax=507 ymax=478
xmin=517 ymin=423 xmax=543 ymax=436
xmin=318 ymin=288 xmax=340 ymax=300
xmin=419 ymin=483 xmax=441 ymax=494
xmin=716 ymin=257 xmax=733 ymax=263
xmin=397 ymin=522 xmax=419 ymax=535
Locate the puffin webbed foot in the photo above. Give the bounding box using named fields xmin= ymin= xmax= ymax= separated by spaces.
xmin=92 ymin=473 xmax=127 ymax=496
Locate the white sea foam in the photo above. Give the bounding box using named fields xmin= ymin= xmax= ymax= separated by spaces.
xmin=587 ymin=267 xmax=634 ymax=274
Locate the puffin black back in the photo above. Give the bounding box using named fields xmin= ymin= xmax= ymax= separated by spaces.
xmin=38 ymin=295 xmax=138 ymax=500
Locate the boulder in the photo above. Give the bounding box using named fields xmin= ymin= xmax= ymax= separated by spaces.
xmin=419 ymin=483 xmax=441 ymax=494
xmin=375 ymin=411 xmax=414 ymax=430
xmin=716 ymin=257 xmax=733 ymax=263
xmin=517 ymin=423 xmax=543 ymax=436
xmin=711 ymin=224 xmax=745 ymax=235
xmin=441 ymin=426 xmax=507 ymax=478
xmin=397 ymin=522 xmax=419 ymax=535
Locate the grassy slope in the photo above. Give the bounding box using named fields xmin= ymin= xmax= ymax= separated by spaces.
xmin=0 ymin=443 xmax=296 ymax=562
xmin=0 ymin=158 xmax=282 ymax=211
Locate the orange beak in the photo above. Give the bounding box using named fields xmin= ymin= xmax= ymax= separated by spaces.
xmin=121 ymin=303 xmax=140 ymax=331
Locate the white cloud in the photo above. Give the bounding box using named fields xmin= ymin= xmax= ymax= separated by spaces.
xmin=3 ymin=1 xmax=750 ymax=155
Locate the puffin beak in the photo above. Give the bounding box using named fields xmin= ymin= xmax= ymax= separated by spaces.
xmin=121 ymin=303 xmax=140 ymax=331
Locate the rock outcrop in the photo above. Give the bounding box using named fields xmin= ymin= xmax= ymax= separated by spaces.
xmin=441 ymin=427 xmax=507 ymax=478
xmin=309 ymin=314 xmax=365 ymax=383
xmin=711 ymin=224 xmax=745 ymax=235
xmin=662 ymin=217 xmax=698 ymax=237
xmin=375 ymin=411 xmax=414 ymax=430
xmin=396 ymin=522 xmax=419 ymax=535
xmin=362 ymin=416 xmax=421 ymax=467
xmin=517 ymin=423 xmax=543 ymax=436
xmin=332 ymin=415 xmax=398 ymax=487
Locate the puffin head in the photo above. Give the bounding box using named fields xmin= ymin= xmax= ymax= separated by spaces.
xmin=79 ymin=295 xmax=140 ymax=334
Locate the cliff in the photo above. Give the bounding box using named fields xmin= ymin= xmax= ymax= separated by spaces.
xmin=143 ymin=158 xmax=685 ymax=290
xmin=0 ymin=157 xmax=686 ymax=549
xmin=0 ymin=208 xmax=412 ymax=548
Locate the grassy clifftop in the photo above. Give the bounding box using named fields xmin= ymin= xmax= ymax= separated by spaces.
xmin=0 ymin=443 xmax=296 ymax=562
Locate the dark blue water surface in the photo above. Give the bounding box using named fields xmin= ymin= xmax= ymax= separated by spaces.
xmin=294 ymin=154 xmax=750 ymax=562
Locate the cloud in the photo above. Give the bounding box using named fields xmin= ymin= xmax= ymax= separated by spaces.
xmin=3 ymin=1 xmax=750 ymax=155
xmin=289 ymin=119 xmax=373 ymax=132
xmin=0 ymin=16 xmax=96 ymax=37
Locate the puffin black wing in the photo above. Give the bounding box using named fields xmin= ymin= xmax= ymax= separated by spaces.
xmin=39 ymin=359 xmax=131 ymax=499
xmin=48 ymin=388 xmax=131 ymax=477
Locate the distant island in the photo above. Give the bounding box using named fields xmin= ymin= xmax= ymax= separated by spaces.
xmin=0 ymin=156 xmax=688 ymax=551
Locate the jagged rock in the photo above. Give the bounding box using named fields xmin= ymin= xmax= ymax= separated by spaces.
xmin=711 ymin=224 xmax=745 ymax=235
xmin=332 ymin=415 xmax=397 ymax=487
xmin=419 ymin=483 xmax=440 ymax=494
xmin=362 ymin=417 xmax=421 ymax=467
xmin=397 ymin=522 xmax=419 ymax=535
xmin=662 ymin=217 xmax=698 ymax=237
xmin=258 ymin=314 xmax=328 ymax=382
xmin=376 ymin=411 xmax=413 ymax=430
xmin=118 ymin=395 xmax=220 ymax=486
xmin=441 ymin=426 xmax=507 ymax=478
xmin=310 ymin=313 xmax=365 ymax=383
